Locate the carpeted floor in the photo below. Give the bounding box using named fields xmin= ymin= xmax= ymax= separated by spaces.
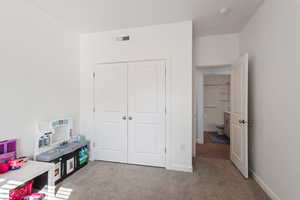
xmin=54 ymin=157 xmax=270 ymax=200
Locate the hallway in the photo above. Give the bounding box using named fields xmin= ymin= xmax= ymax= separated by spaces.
xmin=197 ymin=132 xmax=230 ymax=160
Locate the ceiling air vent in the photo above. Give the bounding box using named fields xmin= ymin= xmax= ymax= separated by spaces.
xmin=116 ymin=35 xmax=130 ymax=41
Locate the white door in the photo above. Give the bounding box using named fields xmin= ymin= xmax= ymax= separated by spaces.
xmin=94 ymin=63 xmax=128 ymax=163
xmin=230 ymin=54 xmax=249 ymax=178
xmin=127 ymin=61 xmax=166 ymax=167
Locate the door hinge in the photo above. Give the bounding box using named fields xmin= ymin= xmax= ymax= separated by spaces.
xmin=93 ymin=142 xmax=96 ymax=147
xmin=93 ymin=107 xmax=95 ymax=112
xmin=165 ymin=107 xmax=167 ymax=114
xmin=165 ymin=147 xmax=167 ymax=154
xmin=93 ymin=72 xmax=95 ymax=78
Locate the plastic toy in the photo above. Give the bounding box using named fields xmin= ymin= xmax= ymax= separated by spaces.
xmin=9 ymin=180 xmax=33 ymax=200
xmin=0 ymin=162 xmax=9 ymax=174
xmin=79 ymin=147 xmax=89 ymax=165
xmin=8 ymin=157 xmax=28 ymax=170
xmin=0 ymin=139 xmax=17 ymax=163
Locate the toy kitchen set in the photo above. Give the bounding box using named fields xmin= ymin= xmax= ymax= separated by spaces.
xmin=34 ymin=119 xmax=89 ymax=184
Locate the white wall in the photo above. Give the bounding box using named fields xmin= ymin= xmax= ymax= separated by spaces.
xmin=240 ymin=1 xmax=300 ymax=199
xmin=194 ymin=33 xmax=239 ymax=67
xmin=0 ymin=0 xmax=80 ymax=157
xmin=80 ymin=21 xmax=193 ymax=172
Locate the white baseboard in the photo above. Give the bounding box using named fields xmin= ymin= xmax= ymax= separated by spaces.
xmin=167 ymin=164 xmax=193 ymax=173
xmin=250 ymin=169 xmax=280 ymax=200
xmin=196 ymin=137 xmax=203 ymax=144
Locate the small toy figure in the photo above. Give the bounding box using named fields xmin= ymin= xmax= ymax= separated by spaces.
xmin=8 ymin=157 xmax=28 ymax=170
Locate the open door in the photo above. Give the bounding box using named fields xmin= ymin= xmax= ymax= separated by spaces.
xmin=230 ymin=54 xmax=249 ymax=178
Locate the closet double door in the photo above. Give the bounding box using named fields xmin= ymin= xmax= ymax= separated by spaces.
xmin=94 ymin=60 xmax=166 ymax=167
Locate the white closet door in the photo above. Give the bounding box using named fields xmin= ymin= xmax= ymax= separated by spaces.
xmin=127 ymin=61 xmax=166 ymax=167
xmin=94 ymin=63 xmax=127 ymax=163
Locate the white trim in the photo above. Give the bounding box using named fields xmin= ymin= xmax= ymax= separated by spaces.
xmin=167 ymin=164 xmax=193 ymax=173
xmin=188 ymin=32 xmax=193 ymax=171
xmin=164 ymin=58 xmax=172 ymax=170
xmin=250 ymin=169 xmax=281 ymax=200
xmin=95 ymin=58 xmax=169 ymax=65
xmin=91 ymin=63 xmax=96 ymax=161
xmin=196 ymin=63 xmax=232 ymax=68
xmin=93 ymin=58 xmax=171 ymax=169
xmin=196 ymin=137 xmax=203 ymax=144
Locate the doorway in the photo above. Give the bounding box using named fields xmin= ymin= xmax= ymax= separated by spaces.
xmin=195 ymin=66 xmax=231 ymax=160
xmin=194 ymin=54 xmax=249 ymax=178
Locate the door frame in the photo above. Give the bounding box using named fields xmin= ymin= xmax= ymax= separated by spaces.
xmin=92 ymin=58 xmax=171 ymax=169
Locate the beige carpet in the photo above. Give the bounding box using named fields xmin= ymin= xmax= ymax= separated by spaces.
xmin=54 ymin=157 xmax=270 ymax=200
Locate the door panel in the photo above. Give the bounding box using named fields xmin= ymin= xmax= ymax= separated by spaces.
xmin=230 ymin=54 xmax=248 ymax=178
xmin=134 ymin=124 xmax=160 ymax=154
xmin=94 ymin=63 xmax=127 ymax=163
xmin=231 ymin=117 xmax=242 ymax=160
xmin=127 ymin=61 xmax=166 ymax=167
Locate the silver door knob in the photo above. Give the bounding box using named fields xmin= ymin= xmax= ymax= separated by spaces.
xmin=128 ymin=116 xmax=133 ymax=120
xmin=122 ymin=116 xmax=127 ymax=120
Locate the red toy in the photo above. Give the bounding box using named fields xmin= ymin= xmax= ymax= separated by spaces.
xmin=9 ymin=180 xmax=33 ymax=200
xmin=8 ymin=157 xmax=28 ymax=170
xmin=0 ymin=162 xmax=9 ymax=174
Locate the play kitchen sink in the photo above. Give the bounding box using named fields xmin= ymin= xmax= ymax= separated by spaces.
xmin=34 ymin=119 xmax=89 ymax=184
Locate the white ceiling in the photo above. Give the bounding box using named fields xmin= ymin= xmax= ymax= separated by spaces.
xmin=28 ymin=0 xmax=263 ymax=37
